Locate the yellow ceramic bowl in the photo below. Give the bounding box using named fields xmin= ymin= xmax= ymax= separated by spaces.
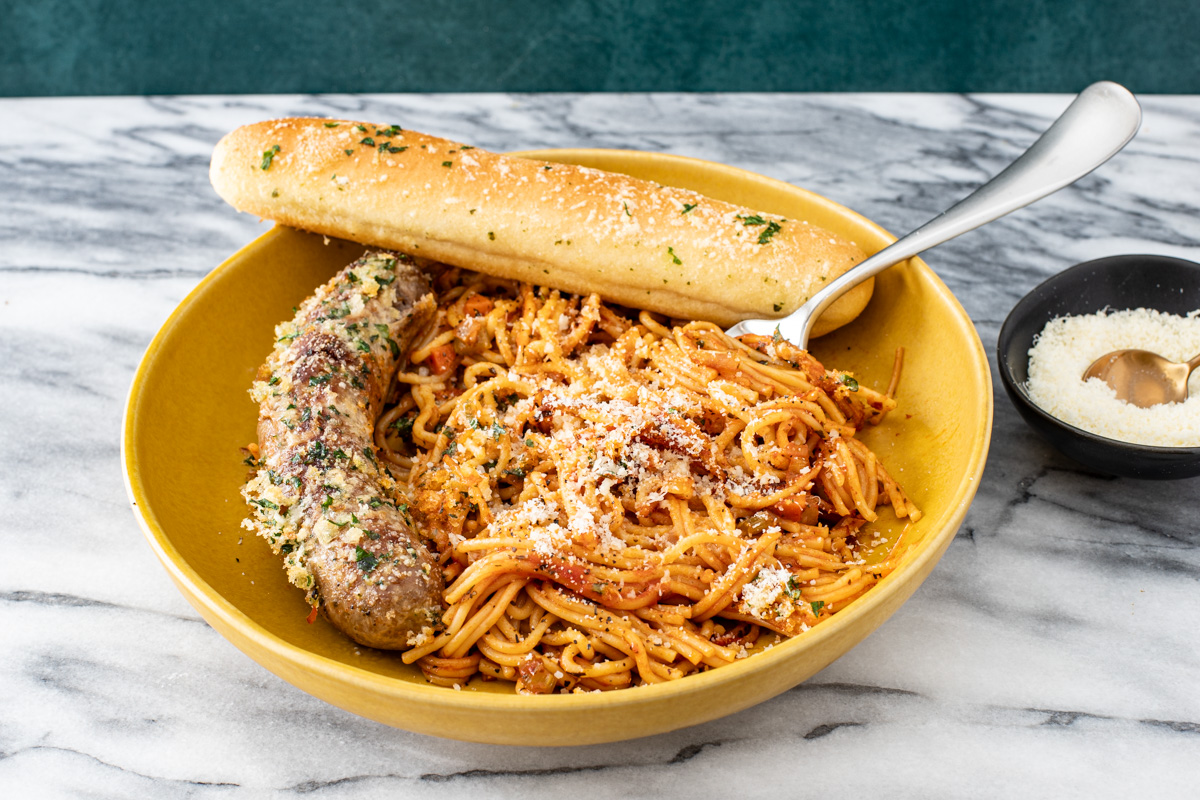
xmin=122 ymin=149 xmax=991 ymax=745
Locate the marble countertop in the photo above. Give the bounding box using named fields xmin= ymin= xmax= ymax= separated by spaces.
xmin=2 ymin=92 xmax=1198 ymax=797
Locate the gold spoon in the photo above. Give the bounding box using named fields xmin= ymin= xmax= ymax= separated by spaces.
xmin=1083 ymin=349 xmax=1200 ymax=408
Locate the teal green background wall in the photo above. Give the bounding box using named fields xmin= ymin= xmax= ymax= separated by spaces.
xmin=2 ymin=0 xmax=1197 ymax=96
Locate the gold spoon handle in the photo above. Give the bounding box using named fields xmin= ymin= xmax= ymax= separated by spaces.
xmin=1186 ymin=352 xmax=1200 ymax=374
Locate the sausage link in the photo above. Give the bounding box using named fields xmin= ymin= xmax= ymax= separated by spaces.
xmin=242 ymin=251 xmax=444 ymax=650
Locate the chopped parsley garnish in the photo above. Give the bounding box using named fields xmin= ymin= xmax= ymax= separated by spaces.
xmin=324 ymin=121 xmax=339 ymax=128
xmin=378 ymin=125 xmax=402 ymax=137
xmin=302 ymin=440 xmax=328 ymax=464
xmin=391 ymin=415 xmax=415 ymax=440
xmin=811 ymin=600 xmax=825 ymax=615
xmin=442 ymin=161 xmax=453 ymax=167
xmin=360 ymin=137 xmax=375 ymax=146
xmin=372 ymin=323 xmax=400 ymax=357
xmin=667 ymin=246 xmax=681 ymax=265
xmin=354 ymin=547 xmax=379 ymax=573
xmin=784 ymin=575 xmax=803 ymax=600
xmin=681 ymin=202 xmax=697 ymax=214
xmin=736 ymin=214 xmax=783 ymax=244
xmin=840 ymin=375 xmax=860 ymax=392
xmin=251 ymin=498 xmax=279 ymax=510
xmin=308 ymin=374 xmax=331 ymax=386
xmin=757 ymin=220 xmax=782 ymax=244
xmin=260 ymin=144 xmax=281 ymax=170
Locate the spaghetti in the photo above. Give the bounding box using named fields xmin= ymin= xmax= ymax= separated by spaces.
xmin=377 ymin=267 xmax=920 ymax=693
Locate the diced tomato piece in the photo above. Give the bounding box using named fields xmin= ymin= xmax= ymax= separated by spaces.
xmin=517 ymin=656 xmax=558 ymax=694
xmin=771 ymin=495 xmax=821 ymax=525
xmin=462 ymin=294 xmax=493 ymax=318
xmin=428 ymin=343 xmax=458 ymax=375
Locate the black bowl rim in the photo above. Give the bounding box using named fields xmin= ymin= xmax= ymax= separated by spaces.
xmin=997 ymin=253 xmax=1200 ymax=457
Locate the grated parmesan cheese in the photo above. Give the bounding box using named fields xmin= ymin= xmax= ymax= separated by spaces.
xmin=738 ymin=560 xmax=795 ymax=620
xmin=1026 ymin=308 xmax=1200 ymax=446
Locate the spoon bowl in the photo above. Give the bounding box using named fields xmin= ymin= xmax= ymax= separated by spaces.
xmin=1083 ymin=348 xmax=1200 ymax=408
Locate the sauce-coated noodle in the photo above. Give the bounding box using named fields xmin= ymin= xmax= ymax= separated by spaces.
xmin=377 ymin=268 xmax=920 ymax=693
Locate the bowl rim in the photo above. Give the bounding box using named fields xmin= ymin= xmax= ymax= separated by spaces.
xmin=997 ymin=253 xmax=1200 ymax=456
xmin=122 ymin=147 xmax=993 ymax=728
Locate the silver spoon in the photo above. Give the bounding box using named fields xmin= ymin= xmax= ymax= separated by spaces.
xmin=726 ymin=81 xmax=1143 ymax=347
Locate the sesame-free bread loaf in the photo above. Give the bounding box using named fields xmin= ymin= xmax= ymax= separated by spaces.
xmin=210 ymin=118 xmax=872 ymax=336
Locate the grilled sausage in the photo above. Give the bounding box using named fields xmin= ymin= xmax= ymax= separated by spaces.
xmin=242 ymin=250 xmax=444 ymax=650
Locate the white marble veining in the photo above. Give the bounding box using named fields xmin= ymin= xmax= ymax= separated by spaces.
xmin=2 ymin=92 xmax=1199 ymax=797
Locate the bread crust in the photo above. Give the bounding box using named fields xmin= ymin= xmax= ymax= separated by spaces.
xmin=211 ymin=118 xmax=872 ymax=337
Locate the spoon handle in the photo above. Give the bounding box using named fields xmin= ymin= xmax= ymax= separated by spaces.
xmin=1187 ymin=352 xmax=1200 ymax=373
xmin=729 ymin=81 xmax=1143 ymax=346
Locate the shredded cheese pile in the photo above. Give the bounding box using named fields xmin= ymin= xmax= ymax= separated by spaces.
xmin=1027 ymin=308 xmax=1200 ymax=447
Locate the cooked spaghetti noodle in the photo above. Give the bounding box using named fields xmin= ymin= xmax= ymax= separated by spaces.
xmin=377 ymin=267 xmax=920 ymax=693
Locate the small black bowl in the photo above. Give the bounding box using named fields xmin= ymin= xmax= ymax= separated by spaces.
xmin=997 ymin=254 xmax=1200 ymax=479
